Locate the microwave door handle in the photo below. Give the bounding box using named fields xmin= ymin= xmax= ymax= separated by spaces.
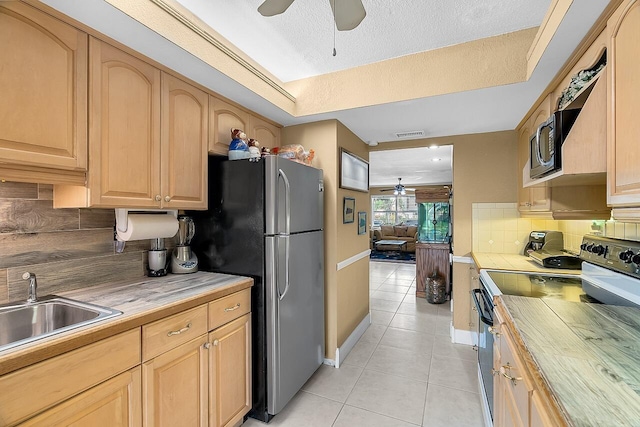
xmin=536 ymin=122 xmax=554 ymax=168
xmin=472 ymin=289 xmax=493 ymax=326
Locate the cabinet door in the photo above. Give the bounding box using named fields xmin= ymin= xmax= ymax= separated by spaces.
xmin=161 ymin=73 xmax=208 ymax=209
xmin=607 ymin=0 xmax=640 ymax=206
xmin=89 ymin=37 xmax=161 ymax=208
xmin=143 ymin=335 xmax=209 ymax=427
xmin=21 ymin=367 xmax=142 ymax=427
xmin=249 ymin=115 xmax=280 ymax=149
xmin=208 ymin=314 xmax=251 ymax=427
xmin=209 ymin=96 xmax=250 ymax=155
xmin=0 ymin=2 xmax=87 ymax=171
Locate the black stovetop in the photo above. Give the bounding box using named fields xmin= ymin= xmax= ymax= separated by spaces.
xmin=486 ymin=270 xmax=600 ymax=303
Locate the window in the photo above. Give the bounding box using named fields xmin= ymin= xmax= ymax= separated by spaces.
xmin=371 ymin=195 xmax=418 ymax=228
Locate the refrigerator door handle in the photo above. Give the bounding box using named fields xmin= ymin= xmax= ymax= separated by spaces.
xmin=278 ymin=235 xmax=291 ymax=301
xmin=278 ymin=168 xmax=291 ymax=235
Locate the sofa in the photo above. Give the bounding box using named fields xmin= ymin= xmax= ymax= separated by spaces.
xmin=372 ymin=224 xmax=418 ymax=252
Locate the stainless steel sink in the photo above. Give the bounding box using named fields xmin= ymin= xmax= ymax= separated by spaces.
xmin=0 ymin=296 xmax=122 ymax=352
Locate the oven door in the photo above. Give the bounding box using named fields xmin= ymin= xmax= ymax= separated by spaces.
xmin=472 ymin=282 xmax=495 ymax=421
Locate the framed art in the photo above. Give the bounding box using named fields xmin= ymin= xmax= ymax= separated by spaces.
xmin=340 ymin=148 xmax=369 ymax=192
xmin=343 ymin=197 xmax=355 ymax=223
xmin=358 ymin=212 xmax=366 ymax=235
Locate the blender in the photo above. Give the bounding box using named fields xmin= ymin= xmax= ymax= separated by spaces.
xmin=171 ymin=215 xmax=198 ymax=273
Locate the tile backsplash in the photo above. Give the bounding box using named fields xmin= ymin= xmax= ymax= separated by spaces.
xmin=0 ymin=181 xmax=149 ymax=304
xmin=472 ymin=203 xmax=606 ymax=255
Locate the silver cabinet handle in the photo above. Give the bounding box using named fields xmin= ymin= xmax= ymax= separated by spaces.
xmin=488 ymin=326 xmax=501 ymax=337
xmin=155 ymin=195 xmax=162 ymax=202
xmin=224 ymin=303 xmax=241 ymax=312
xmin=203 ymin=342 xmax=211 ymax=349
xmin=164 ymin=196 xmax=171 ymax=202
xmin=501 ymin=364 xmax=522 ymax=384
xmin=167 ymin=322 xmax=192 ymax=337
xmin=212 ymin=339 xmax=219 ymax=346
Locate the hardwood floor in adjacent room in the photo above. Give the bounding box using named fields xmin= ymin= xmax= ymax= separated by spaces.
xmin=242 ymin=261 xmax=485 ymax=427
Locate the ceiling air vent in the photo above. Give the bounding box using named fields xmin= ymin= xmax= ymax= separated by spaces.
xmin=395 ymin=130 xmax=424 ymax=139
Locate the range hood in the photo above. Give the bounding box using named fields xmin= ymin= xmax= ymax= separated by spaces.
xmin=524 ymin=66 xmax=607 ymax=189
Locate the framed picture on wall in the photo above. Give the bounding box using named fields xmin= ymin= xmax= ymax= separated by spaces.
xmin=358 ymin=212 xmax=366 ymax=235
xmin=343 ymin=197 xmax=355 ymax=223
xmin=340 ymin=148 xmax=369 ymax=192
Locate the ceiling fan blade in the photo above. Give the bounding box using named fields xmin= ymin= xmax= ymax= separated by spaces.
xmin=258 ymin=0 xmax=296 ymax=16
xmin=329 ymin=0 xmax=366 ymax=31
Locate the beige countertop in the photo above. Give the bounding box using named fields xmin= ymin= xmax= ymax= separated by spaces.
xmin=498 ymin=296 xmax=640 ymax=426
xmin=0 ymin=271 xmax=253 ymax=375
xmin=472 ymin=252 xmax=582 ymax=275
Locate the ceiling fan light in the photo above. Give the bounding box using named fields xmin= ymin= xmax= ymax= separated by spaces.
xmin=393 ymin=189 xmax=399 ymax=195
xmin=401 ymin=189 xmax=406 ymax=195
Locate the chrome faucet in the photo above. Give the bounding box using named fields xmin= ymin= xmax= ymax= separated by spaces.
xmin=22 ymin=272 xmax=38 ymax=303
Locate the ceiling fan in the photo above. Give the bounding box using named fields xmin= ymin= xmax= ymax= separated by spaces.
xmin=380 ymin=178 xmax=415 ymax=195
xmin=258 ymin=0 xmax=366 ymax=31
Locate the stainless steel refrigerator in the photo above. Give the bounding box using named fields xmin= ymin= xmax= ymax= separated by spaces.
xmin=189 ymin=155 xmax=325 ymax=423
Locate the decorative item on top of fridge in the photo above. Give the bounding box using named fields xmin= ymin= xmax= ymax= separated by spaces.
xmin=276 ymin=144 xmax=315 ymax=166
xmin=248 ymin=138 xmax=261 ymax=162
xmin=228 ymin=128 xmax=250 ymax=160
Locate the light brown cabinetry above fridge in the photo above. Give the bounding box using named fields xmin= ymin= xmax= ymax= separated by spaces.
xmin=54 ymin=38 xmax=208 ymax=209
xmin=0 ymin=2 xmax=87 ymax=185
xmin=607 ymin=0 xmax=640 ymax=221
xmin=209 ymin=96 xmax=281 ymax=156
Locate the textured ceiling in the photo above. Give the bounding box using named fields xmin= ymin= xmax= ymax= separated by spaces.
xmin=175 ymin=0 xmax=551 ymax=82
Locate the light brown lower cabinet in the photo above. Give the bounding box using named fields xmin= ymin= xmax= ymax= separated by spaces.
xmin=143 ymin=291 xmax=252 ymax=427
xmin=493 ymin=304 xmax=562 ymax=427
xmin=143 ymin=335 xmax=210 ymax=427
xmin=209 ymin=314 xmax=252 ymax=427
xmin=21 ymin=367 xmax=142 ymax=427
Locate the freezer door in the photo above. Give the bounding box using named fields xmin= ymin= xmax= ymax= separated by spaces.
xmin=266 ymin=231 xmax=324 ymax=415
xmin=265 ymin=156 xmax=324 ymax=235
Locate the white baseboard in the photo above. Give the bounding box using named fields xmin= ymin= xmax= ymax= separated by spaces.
xmin=328 ymin=313 xmax=371 ymax=368
xmin=451 ymin=326 xmax=478 ymax=346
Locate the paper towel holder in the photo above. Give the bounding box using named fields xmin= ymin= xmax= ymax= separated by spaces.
xmin=114 ymin=209 xmax=178 ymax=253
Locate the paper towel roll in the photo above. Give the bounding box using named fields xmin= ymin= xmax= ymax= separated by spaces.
xmin=116 ymin=214 xmax=179 ymax=242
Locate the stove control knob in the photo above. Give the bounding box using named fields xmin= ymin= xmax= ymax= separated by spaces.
xmin=580 ymin=243 xmax=588 ymax=251
xmin=633 ymin=254 xmax=640 ymax=265
xmin=620 ymin=250 xmax=634 ymax=263
xmin=586 ymin=244 xmax=594 ymax=252
xmin=594 ymin=245 xmax=606 ymax=256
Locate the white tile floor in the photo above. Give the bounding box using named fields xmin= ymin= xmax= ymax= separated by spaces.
xmin=242 ymin=261 xmax=485 ymax=427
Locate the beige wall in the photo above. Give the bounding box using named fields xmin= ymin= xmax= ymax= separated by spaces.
xmin=335 ymin=122 xmax=370 ymax=348
xmin=281 ymin=120 xmax=369 ymax=360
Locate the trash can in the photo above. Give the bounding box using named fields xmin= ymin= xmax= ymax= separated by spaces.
xmin=426 ymin=271 xmax=447 ymax=304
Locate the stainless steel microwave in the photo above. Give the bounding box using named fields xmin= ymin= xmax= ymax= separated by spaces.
xmin=530 ymin=109 xmax=579 ymax=179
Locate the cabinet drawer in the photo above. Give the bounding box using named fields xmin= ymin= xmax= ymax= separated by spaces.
xmin=0 ymin=329 xmax=140 ymax=426
xmin=208 ymin=289 xmax=251 ymax=331
xmin=142 ymin=305 xmax=208 ymax=361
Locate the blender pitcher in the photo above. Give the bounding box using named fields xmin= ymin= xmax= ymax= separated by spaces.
xmin=171 ymin=215 xmax=198 ymax=273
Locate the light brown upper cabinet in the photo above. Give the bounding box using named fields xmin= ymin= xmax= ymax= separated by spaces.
xmin=607 ymin=0 xmax=640 ymax=208
xmin=0 ymin=2 xmax=87 ymax=183
xmin=161 ymin=73 xmax=208 ymax=210
xmin=250 ymin=115 xmax=281 ymax=149
xmin=209 ymin=96 xmax=250 ymax=156
xmin=55 ymin=38 xmax=208 ymax=209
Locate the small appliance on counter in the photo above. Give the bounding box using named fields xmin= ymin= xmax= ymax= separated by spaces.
xmin=171 ymin=215 xmax=198 ymax=274
xmin=524 ymin=230 xmax=581 ymax=269
xmin=148 ymin=238 xmax=168 ymax=276
xmin=523 ymin=230 xmax=563 ymax=255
